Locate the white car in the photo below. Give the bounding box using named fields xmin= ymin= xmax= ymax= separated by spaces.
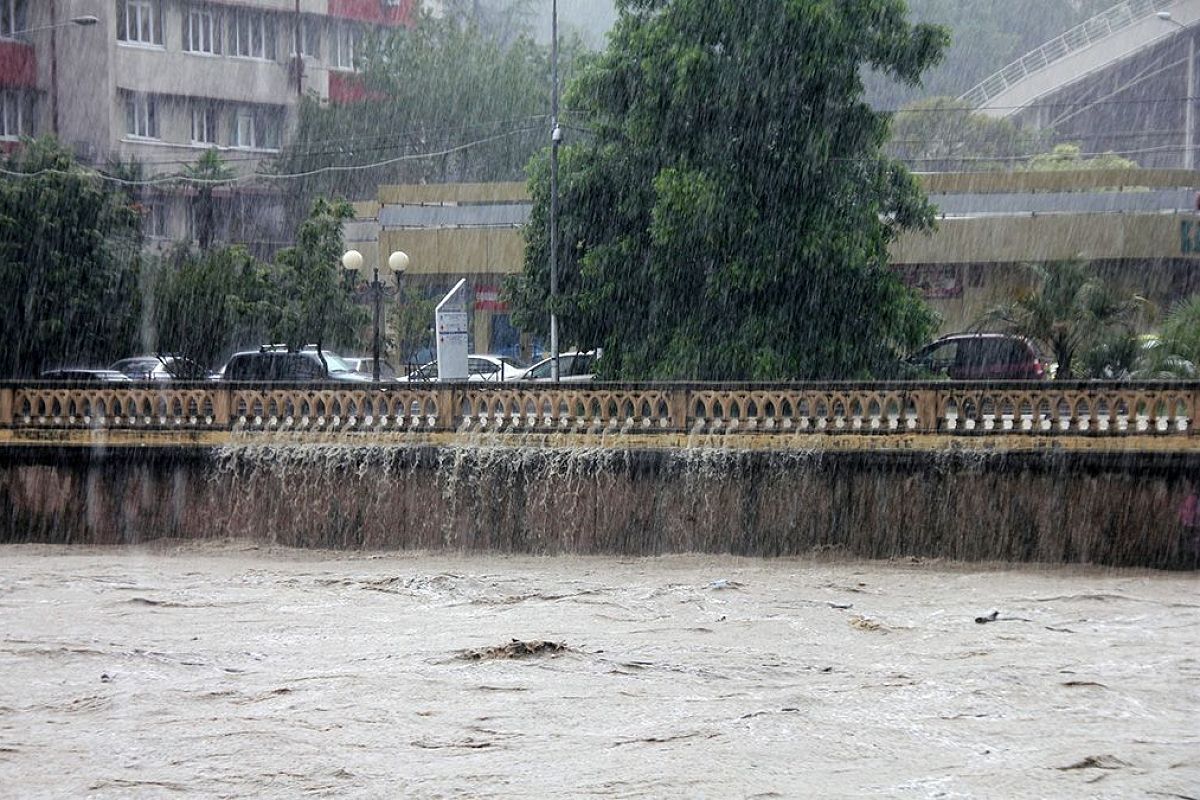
xmin=397 ymin=354 xmax=528 ymax=382
xmin=343 ymin=357 xmax=399 ymax=380
xmin=517 ymin=351 xmax=598 ymax=382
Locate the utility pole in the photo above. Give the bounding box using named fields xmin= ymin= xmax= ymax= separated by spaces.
xmin=549 ymin=0 xmax=561 ymax=382
xmin=1188 ymin=31 xmax=1196 ymax=170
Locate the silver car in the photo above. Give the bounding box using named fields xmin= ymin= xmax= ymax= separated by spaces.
xmin=517 ymin=351 xmax=598 ymax=382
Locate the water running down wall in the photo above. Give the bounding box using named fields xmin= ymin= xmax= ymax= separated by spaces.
xmin=1 ymin=444 xmax=1195 ymax=569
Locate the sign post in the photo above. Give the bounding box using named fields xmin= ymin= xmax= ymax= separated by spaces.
xmin=435 ymin=279 xmax=469 ymax=382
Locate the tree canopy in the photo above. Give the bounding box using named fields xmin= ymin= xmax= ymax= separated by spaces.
xmin=0 ymin=138 xmax=142 ymax=376
xmin=977 ymin=260 xmax=1146 ymax=380
xmin=271 ymin=4 xmax=583 ymax=218
xmin=508 ymin=0 xmax=949 ymax=380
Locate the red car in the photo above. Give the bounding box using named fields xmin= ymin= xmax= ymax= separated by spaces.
xmin=907 ymin=333 xmax=1047 ymax=380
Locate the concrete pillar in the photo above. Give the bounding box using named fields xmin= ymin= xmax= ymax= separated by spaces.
xmin=668 ymin=387 xmax=690 ymax=432
xmin=435 ymin=385 xmax=458 ymax=430
xmin=913 ymin=388 xmax=940 ymax=433
xmin=212 ymin=388 xmax=231 ymax=427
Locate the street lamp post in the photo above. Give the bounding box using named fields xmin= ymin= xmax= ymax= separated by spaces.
xmin=341 ymin=249 xmax=410 ymax=383
xmin=38 ymin=15 xmax=101 ymax=139
xmin=1158 ymin=11 xmax=1195 ymax=170
xmin=16 ymin=15 xmax=99 ymax=35
xmin=549 ymin=0 xmax=561 ymax=383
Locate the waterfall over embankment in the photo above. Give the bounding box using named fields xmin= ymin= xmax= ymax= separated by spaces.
xmin=1 ymin=443 xmax=1195 ymax=568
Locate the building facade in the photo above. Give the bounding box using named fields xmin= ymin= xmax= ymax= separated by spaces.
xmin=346 ymin=172 xmax=1200 ymax=359
xmin=0 ymin=0 xmax=419 ymax=251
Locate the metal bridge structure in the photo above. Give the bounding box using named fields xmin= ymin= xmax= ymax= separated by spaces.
xmin=960 ymin=0 xmax=1200 ymax=169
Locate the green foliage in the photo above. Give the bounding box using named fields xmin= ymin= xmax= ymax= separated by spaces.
xmin=271 ymin=199 xmax=366 ymax=352
xmin=150 ymin=244 xmax=280 ymax=368
xmin=1133 ymin=295 xmax=1200 ymax=378
xmin=0 ymin=138 xmax=142 ymax=376
xmin=389 ymin=286 xmax=436 ymax=365
xmin=272 ymin=6 xmax=582 ymax=215
xmin=508 ymin=0 xmax=946 ymax=380
xmin=183 ymin=149 xmax=236 ymax=251
xmin=977 ymin=260 xmax=1146 ymax=379
xmin=888 ymin=96 xmax=1042 ymax=170
xmin=1027 ymin=143 xmax=1138 ymax=172
xmin=151 ymin=199 xmax=367 ymax=365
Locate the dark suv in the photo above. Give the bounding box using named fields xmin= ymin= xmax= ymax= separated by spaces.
xmin=221 ymin=349 xmax=373 ymax=383
xmin=906 ymin=333 xmax=1047 ymax=380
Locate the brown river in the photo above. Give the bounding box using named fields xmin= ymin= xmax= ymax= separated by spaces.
xmin=0 ymin=542 xmax=1196 ymax=799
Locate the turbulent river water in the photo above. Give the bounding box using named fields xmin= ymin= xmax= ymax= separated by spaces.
xmin=0 ymin=542 xmax=1196 ymax=799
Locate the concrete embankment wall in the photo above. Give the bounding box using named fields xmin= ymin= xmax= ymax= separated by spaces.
xmin=0 ymin=444 xmax=1196 ymax=568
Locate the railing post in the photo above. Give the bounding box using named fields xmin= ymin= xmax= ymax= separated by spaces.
xmin=436 ymin=385 xmax=458 ymax=431
xmin=668 ymin=386 xmax=690 ymax=432
xmin=913 ymin=387 xmax=940 ymax=433
xmin=212 ymin=388 xmax=231 ymax=428
xmin=0 ymin=387 xmax=11 ymax=428
xmin=1190 ymin=388 xmax=1200 ymax=435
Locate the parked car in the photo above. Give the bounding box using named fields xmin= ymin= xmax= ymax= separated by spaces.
xmin=220 ymin=348 xmax=373 ymax=383
xmin=344 ymin=357 xmax=398 ymax=380
xmin=517 ymin=351 xmax=598 ymax=382
xmin=398 ymin=354 xmax=528 ymax=382
xmin=109 ymin=355 xmax=211 ymax=381
xmin=40 ymin=369 xmax=132 ymax=383
xmin=905 ymin=333 xmax=1047 ymax=380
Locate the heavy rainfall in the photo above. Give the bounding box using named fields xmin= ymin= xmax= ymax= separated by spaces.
xmin=0 ymin=0 xmax=1197 ymax=797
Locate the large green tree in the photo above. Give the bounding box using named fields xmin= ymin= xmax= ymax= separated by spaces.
xmin=271 ymin=4 xmax=579 ymax=219
xmin=272 ymin=199 xmax=366 ymax=355
xmin=150 ymin=244 xmax=280 ymax=368
xmin=508 ymin=0 xmax=948 ymax=380
xmin=0 ymin=138 xmax=142 ymax=376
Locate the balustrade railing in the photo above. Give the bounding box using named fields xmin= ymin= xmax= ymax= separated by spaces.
xmin=1 ymin=381 xmax=1198 ymax=439
xmin=958 ymin=0 xmax=1173 ymax=109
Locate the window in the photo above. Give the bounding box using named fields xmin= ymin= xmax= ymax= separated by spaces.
xmin=185 ymin=6 xmax=220 ymax=54
xmin=125 ymin=93 xmax=158 ymax=139
xmin=290 ymin=16 xmax=320 ymax=58
xmin=231 ymin=106 xmax=282 ymax=151
xmin=332 ymin=22 xmax=360 ymax=71
xmin=117 ymin=0 xmax=162 ymax=46
xmin=191 ymin=104 xmax=217 ymax=144
xmin=229 ymin=9 xmax=275 ymax=59
xmin=233 ymin=110 xmax=255 ymax=149
xmin=0 ymin=0 xmax=27 ymax=39
xmin=0 ymin=90 xmax=22 ymax=140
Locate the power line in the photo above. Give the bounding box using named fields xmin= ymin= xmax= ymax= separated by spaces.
xmin=124 ymin=114 xmax=552 ymax=167
xmin=0 ymin=127 xmax=542 ymax=187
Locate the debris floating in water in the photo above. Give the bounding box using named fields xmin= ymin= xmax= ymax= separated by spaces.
xmin=707 ymin=579 xmax=745 ymax=591
xmin=460 ymin=639 xmax=570 ymax=660
xmin=848 ymin=615 xmax=884 ymax=632
xmin=975 ymin=610 xmax=1033 ymax=624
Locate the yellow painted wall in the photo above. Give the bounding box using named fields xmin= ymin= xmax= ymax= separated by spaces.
xmin=378 ymin=228 xmax=525 ymax=275
xmin=892 ymin=214 xmax=1200 ymax=264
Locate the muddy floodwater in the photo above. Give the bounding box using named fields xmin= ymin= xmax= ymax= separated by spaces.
xmin=0 ymin=543 xmax=1196 ymax=799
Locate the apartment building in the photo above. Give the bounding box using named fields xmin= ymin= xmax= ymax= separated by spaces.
xmin=0 ymin=0 xmax=417 ymax=250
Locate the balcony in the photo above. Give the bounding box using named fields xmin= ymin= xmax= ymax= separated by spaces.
xmin=114 ymin=45 xmax=293 ymax=106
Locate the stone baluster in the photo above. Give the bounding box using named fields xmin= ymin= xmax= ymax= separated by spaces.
xmin=436 ymin=385 xmax=457 ymax=431
xmin=912 ymin=387 xmax=940 ymax=433
xmin=0 ymin=387 xmax=11 ymax=428
xmin=211 ymin=388 xmax=231 ymax=428
xmin=669 ymin=387 xmax=689 ymax=432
